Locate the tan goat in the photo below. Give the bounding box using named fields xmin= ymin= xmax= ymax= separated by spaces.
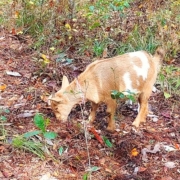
xmin=49 ymin=48 xmax=165 ymax=132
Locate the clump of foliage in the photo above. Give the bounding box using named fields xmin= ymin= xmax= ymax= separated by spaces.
xmin=12 ymin=136 xmax=45 ymax=159
xmin=158 ymin=65 xmax=180 ymax=97
xmin=0 ymin=0 xmax=179 ymax=56
xmin=0 ymin=0 xmax=180 ymax=95
xmin=12 ymin=113 xmax=57 ymax=159
xmin=23 ymin=113 xmax=57 ymax=139
xmin=0 ymin=108 xmax=10 ymax=141
xmin=111 ymin=90 xmax=136 ymax=102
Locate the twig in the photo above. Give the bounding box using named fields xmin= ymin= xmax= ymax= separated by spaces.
xmin=76 ymin=78 xmax=92 ymax=180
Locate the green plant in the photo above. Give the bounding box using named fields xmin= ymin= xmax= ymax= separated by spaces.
xmin=93 ymin=40 xmax=106 ymax=57
xmin=103 ymin=136 xmax=113 ymax=147
xmin=12 ymin=135 xmax=45 ymax=159
xmin=0 ymin=108 xmax=10 ymax=141
xmin=158 ymin=65 xmax=180 ymax=96
xmin=24 ymin=113 xmax=57 ymax=140
xmin=55 ymin=52 xmax=73 ymax=64
xmin=127 ymin=26 xmax=160 ymax=53
xmin=84 ymin=0 xmax=131 ymax=22
xmin=12 ymin=113 xmax=57 ymax=159
xmin=83 ymin=166 xmax=101 ymax=180
xmin=111 ymin=89 xmax=136 ymax=102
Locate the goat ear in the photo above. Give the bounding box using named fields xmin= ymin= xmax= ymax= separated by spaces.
xmin=61 ymin=75 xmax=69 ymax=90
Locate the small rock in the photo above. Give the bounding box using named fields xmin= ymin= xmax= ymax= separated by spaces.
xmin=152 ymin=117 xmax=159 ymax=122
xmin=164 ymin=161 xmax=176 ymax=169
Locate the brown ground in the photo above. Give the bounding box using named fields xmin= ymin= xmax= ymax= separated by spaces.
xmin=0 ymin=29 xmax=180 ymax=180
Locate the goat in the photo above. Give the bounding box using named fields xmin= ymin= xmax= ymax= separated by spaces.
xmin=49 ymin=48 xmax=165 ymax=132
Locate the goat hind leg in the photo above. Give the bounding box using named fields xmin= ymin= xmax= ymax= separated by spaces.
xmin=106 ymin=100 xmax=116 ymax=132
xmin=132 ymin=93 xmax=149 ymax=127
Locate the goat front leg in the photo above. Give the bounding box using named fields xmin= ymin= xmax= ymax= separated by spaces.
xmin=89 ymin=102 xmax=98 ymax=124
xmin=106 ymin=99 xmax=116 ymax=132
xmin=132 ymin=92 xmax=149 ymax=127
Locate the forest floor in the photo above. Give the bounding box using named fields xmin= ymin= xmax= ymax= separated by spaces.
xmin=0 ymin=29 xmax=180 ymax=180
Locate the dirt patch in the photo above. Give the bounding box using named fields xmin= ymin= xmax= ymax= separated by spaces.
xmin=0 ymin=30 xmax=180 ymax=180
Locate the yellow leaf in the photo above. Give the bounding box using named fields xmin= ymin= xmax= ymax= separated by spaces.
xmin=15 ymin=11 xmax=19 ymax=18
xmin=29 ymin=1 xmax=34 ymax=5
xmin=138 ymin=4 xmax=143 ymax=8
xmin=72 ymin=18 xmax=77 ymax=22
xmin=65 ymin=23 xmax=71 ymax=31
xmin=72 ymin=29 xmax=78 ymax=32
xmin=0 ymin=84 xmax=7 ymax=91
xmin=131 ymin=148 xmax=139 ymax=157
xmin=41 ymin=53 xmax=50 ymax=64
xmin=50 ymin=47 xmax=55 ymax=51
xmin=163 ymin=25 xmax=168 ymax=30
xmin=164 ymin=92 xmax=171 ymax=99
xmin=0 ymin=135 xmax=6 ymax=140
xmin=17 ymin=31 xmax=23 ymax=35
xmin=171 ymin=24 xmax=176 ymax=28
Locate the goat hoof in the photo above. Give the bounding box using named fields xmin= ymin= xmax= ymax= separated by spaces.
xmin=132 ymin=121 xmax=140 ymax=128
xmin=140 ymin=119 xmax=146 ymax=123
xmin=106 ymin=126 xmax=115 ymax=133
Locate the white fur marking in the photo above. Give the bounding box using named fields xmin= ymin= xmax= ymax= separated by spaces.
xmin=136 ymin=80 xmax=140 ymax=86
xmin=123 ymin=72 xmax=138 ymax=94
xmin=129 ymin=51 xmax=150 ymax=80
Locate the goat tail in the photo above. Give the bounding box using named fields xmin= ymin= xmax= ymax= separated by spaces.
xmin=154 ymin=47 xmax=165 ymax=61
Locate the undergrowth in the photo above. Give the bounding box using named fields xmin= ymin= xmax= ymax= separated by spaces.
xmin=12 ymin=113 xmax=57 ymax=159
xmin=0 ymin=0 xmax=179 ymax=95
xmin=0 ymin=0 xmax=179 ymax=55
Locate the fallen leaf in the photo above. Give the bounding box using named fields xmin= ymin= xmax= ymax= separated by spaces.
xmin=0 ymin=145 xmax=6 ymax=153
xmin=162 ymin=144 xmax=176 ymax=152
xmin=65 ymin=23 xmax=71 ymax=31
xmin=105 ymin=168 xmax=112 ymax=173
xmin=12 ymin=28 xmax=16 ymax=35
xmin=174 ymin=143 xmax=180 ymax=150
xmin=131 ymin=148 xmax=139 ymax=157
xmin=138 ymin=166 xmax=147 ymax=172
xmin=26 ymin=94 xmax=33 ymax=101
xmin=164 ymin=92 xmax=171 ymax=99
xmin=86 ymin=166 xmax=101 ymax=172
xmin=40 ymin=172 xmax=57 ymax=180
xmin=0 ymin=135 xmax=6 ymax=140
xmin=141 ymin=143 xmax=161 ymax=162
xmin=6 ymin=71 xmax=21 ymax=77
xmin=50 ymin=47 xmax=55 ymax=51
xmin=7 ymin=59 xmax=13 ymax=65
xmin=89 ymin=127 xmax=103 ymax=145
xmin=0 ymin=84 xmax=7 ymax=91
xmin=133 ymin=166 xmax=147 ymax=175
xmin=2 ymin=169 xmax=13 ymax=178
xmin=161 ymin=111 xmax=171 ymax=118
xmin=17 ymin=110 xmax=36 ymax=118
xmin=15 ymin=11 xmax=19 ymax=18
xmin=14 ymin=103 xmax=26 ymax=108
xmin=152 ymin=117 xmax=159 ymax=122
xmin=41 ymin=53 xmax=50 ymax=64
xmin=99 ymin=158 xmax=106 ymax=165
